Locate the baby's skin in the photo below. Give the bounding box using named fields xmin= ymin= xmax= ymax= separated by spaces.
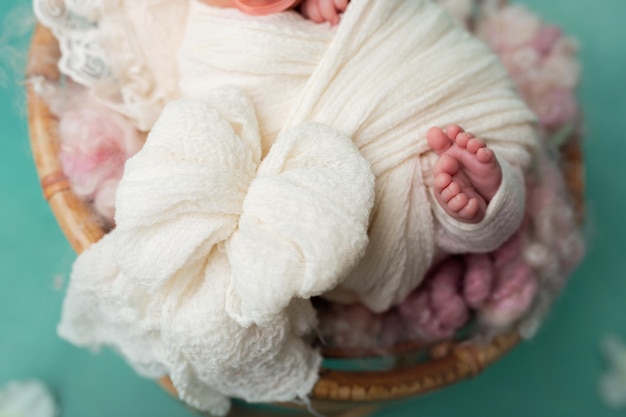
xmin=198 ymin=0 xmax=349 ymax=24
xmin=300 ymin=0 xmax=349 ymax=24
xmin=426 ymin=125 xmax=503 ymax=223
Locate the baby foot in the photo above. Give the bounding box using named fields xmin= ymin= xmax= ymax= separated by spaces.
xmin=300 ymin=0 xmax=349 ymax=25
xmin=427 ymin=125 xmax=503 ymax=223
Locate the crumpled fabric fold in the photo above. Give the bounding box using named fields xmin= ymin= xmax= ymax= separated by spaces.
xmin=58 ymin=86 xmax=375 ymax=414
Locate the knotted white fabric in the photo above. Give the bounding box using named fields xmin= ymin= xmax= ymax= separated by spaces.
xmin=179 ymin=0 xmax=540 ymax=312
xmin=58 ymin=87 xmax=375 ymax=415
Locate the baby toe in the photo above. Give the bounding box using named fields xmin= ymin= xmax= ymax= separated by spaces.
xmin=434 ymin=153 xmax=460 ymax=177
xmin=301 ymin=1 xmax=324 ymax=23
xmin=447 ymin=192 xmax=469 ymax=212
xmin=427 ymin=127 xmax=453 ymax=153
xmin=457 ymin=197 xmax=482 ymax=221
xmin=319 ymin=0 xmax=340 ymax=23
xmin=434 ymin=172 xmax=453 ymax=193
xmin=476 ymin=147 xmax=496 ymax=164
xmin=454 ymin=132 xmax=474 ymax=148
xmin=440 ymin=180 xmax=462 ymax=203
xmin=445 ymin=124 xmax=465 ymax=139
xmin=466 ymin=137 xmax=486 ymax=154
xmin=333 ymin=0 xmax=349 ymax=11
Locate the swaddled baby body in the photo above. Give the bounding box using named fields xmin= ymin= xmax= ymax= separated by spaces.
xmin=45 ymin=0 xmax=541 ymax=414
xmin=179 ymin=0 xmax=536 ymax=314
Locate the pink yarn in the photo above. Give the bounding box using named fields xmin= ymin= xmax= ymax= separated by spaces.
xmin=317 ymin=202 xmax=578 ymax=348
xmin=316 ymin=4 xmax=586 ymax=346
xmin=399 ymin=257 xmax=469 ymax=341
xmin=463 ymin=254 xmax=494 ymax=309
xmin=526 ymin=155 xmax=585 ymax=283
xmin=479 ymin=242 xmax=538 ymax=328
xmin=482 ymin=264 xmax=538 ymax=328
xmin=57 ymin=89 xmax=143 ymax=224
xmin=479 ymin=5 xmax=580 ymax=134
xmin=408 ymin=236 xmax=538 ymax=338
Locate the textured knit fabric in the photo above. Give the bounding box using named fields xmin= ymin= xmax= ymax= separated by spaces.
xmin=58 ymin=87 xmax=375 ymax=415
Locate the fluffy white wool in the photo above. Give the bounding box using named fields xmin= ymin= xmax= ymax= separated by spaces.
xmin=179 ymin=0 xmax=539 ymax=312
xmin=58 ymin=87 xmax=374 ymax=414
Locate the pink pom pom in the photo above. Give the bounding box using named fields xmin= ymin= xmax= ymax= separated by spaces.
xmin=57 ymin=90 xmax=143 ymax=224
xmin=529 ymin=26 xmax=562 ymax=57
xmin=534 ymin=88 xmax=579 ymax=129
xmin=479 ymin=259 xmax=538 ymax=328
xmin=479 ymin=5 xmax=580 ymax=135
xmin=463 ymin=254 xmax=494 ymax=309
xmin=399 ymin=257 xmax=469 ymax=342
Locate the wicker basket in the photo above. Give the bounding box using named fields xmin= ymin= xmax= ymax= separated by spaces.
xmin=26 ymin=21 xmax=585 ymax=417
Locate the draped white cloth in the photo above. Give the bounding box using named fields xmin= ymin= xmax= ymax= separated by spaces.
xmin=54 ymin=0 xmax=541 ymax=412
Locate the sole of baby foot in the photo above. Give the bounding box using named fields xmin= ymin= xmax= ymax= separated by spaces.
xmin=427 ymin=125 xmax=503 ymax=224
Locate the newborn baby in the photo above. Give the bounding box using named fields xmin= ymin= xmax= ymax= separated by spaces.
xmin=198 ymin=0 xmax=349 ymax=24
xmin=50 ymin=0 xmax=541 ymax=414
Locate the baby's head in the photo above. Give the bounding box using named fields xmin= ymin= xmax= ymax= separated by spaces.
xmin=198 ymin=0 xmax=303 ymax=16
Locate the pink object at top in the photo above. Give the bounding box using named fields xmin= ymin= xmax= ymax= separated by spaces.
xmin=233 ymin=0 xmax=301 ymax=15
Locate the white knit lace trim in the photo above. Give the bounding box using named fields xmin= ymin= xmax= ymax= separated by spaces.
xmin=33 ymin=0 xmax=112 ymax=85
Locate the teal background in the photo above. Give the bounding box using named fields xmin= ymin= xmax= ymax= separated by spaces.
xmin=1 ymin=0 xmax=624 ymax=416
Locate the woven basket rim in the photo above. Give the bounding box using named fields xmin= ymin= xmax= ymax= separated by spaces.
xmin=26 ymin=22 xmax=585 ymax=406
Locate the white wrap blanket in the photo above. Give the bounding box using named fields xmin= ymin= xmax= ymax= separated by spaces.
xmin=57 ymin=0 xmax=540 ymax=413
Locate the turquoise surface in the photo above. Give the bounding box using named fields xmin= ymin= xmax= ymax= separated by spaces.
xmin=1 ymin=0 xmax=625 ymax=415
